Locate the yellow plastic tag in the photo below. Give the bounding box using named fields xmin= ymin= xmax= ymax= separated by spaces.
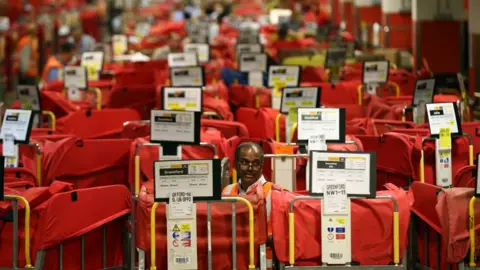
xmin=288 ymin=107 xmax=298 ymax=123
xmin=439 ymin=127 xmax=451 ymax=149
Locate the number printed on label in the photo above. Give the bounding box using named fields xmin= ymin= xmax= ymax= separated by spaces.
xmin=175 ymin=256 xmax=190 ymax=264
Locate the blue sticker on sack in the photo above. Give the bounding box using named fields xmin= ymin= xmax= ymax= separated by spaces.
xmin=327 ymin=227 xmax=334 ymax=233
xmin=336 ymin=227 xmax=345 ymax=233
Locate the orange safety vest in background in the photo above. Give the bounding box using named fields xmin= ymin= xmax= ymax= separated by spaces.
xmin=15 ymin=35 xmax=39 ymax=78
xmin=222 ymin=180 xmax=282 ymax=270
xmin=41 ymin=55 xmax=63 ymax=83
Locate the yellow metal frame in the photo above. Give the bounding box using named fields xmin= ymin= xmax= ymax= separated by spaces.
xmin=275 ymin=114 xmax=282 ymax=142
xmin=41 ymin=111 xmax=56 ymax=131
xmin=469 ymin=196 xmax=476 ymax=267
xmin=357 ymin=81 xmax=401 ymax=105
xmin=149 ymin=197 xmax=255 ymax=269
xmin=4 ymin=195 xmax=33 ymax=268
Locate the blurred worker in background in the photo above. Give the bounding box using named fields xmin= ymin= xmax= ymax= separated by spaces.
xmin=41 ymin=41 xmax=76 ymax=83
xmin=71 ymin=25 xmax=96 ymax=56
xmin=15 ymin=23 xmax=39 ymax=84
xmin=151 ymin=31 xmax=183 ymax=60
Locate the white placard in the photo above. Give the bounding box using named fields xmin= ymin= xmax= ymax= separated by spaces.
xmin=135 ymin=22 xmax=151 ymax=38
xmin=362 ymin=61 xmax=389 ymax=84
xmin=308 ymin=134 xmax=327 ymax=151
xmin=281 ymin=87 xmax=319 ymax=113
xmin=426 ymin=102 xmax=461 ymax=135
xmin=0 ymin=109 xmax=33 ymax=144
xmin=112 ymin=34 xmax=128 ymax=56
xmin=321 ymin=207 xmax=351 ymax=265
xmin=163 ymin=87 xmax=202 ymax=112
xmin=184 ymin=44 xmax=210 ymax=63
xmin=239 ymin=53 xmax=267 ymax=72
xmin=64 ymin=66 xmax=88 ymax=90
xmin=269 ymin=9 xmax=292 ymax=24
xmin=237 ymin=44 xmax=262 ymax=57
xmin=81 ymin=51 xmax=104 ymax=81
xmin=298 ymin=108 xmax=345 ymax=143
xmin=0 ymin=17 xmax=10 ymax=31
xmin=268 ymin=66 xmax=300 ymax=88
xmin=248 ymin=71 xmax=264 ymax=87
xmin=310 ymin=151 xmax=374 ymax=197
xmin=67 ymin=88 xmax=83 ymax=101
xmin=154 ymin=159 xmax=214 ymax=200
xmin=151 ymin=110 xmax=197 ymax=143
xmin=170 ymin=67 xmax=204 ymax=87
xmin=169 ymin=190 xmax=194 ymax=218
xmin=413 ymin=79 xmax=435 ymax=106
xmin=168 ymin=53 xmax=199 ymax=68
xmin=3 ymin=134 xmax=16 ymax=157
xmin=324 ymin=182 xmax=348 ymax=215
xmin=167 ymin=211 xmax=198 ymax=269
xmin=305 ymin=22 xmax=318 ymax=36
xmin=17 ymin=85 xmax=41 ymax=111
xmin=476 ymin=153 xmax=480 ymax=196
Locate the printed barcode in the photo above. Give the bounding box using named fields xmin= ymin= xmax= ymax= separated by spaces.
xmin=442 ymin=178 xmax=448 ymax=183
xmin=175 ymin=257 xmax=189 ymax=264
xmin=330 ymin=253 xmax=343 ymax=259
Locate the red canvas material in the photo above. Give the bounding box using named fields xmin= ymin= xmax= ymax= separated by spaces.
xmin=235 ymin=108 xmax=276 ymax=140
xmin=56 ymin=109 xmax=141 ymax=139
xmin=228 ymin=85 xmax=272 ymax=109
xmin=0 ymin=183 xmax=130 ymax=269
xmin=4 ymin=167 xmax=38 ymax=190
xmin=40 ymin=137 xmax=132 ymax=188
xmin=453 ymin=165 xmax=475 ymax=188
xmin=136 ymin=181 xmax=267 ymax=269
xmin=271 ymin=185 xmax=411 ymax=265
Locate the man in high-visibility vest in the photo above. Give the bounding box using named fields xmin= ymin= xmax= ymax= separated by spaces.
xmin=222 ymin=142 xmax=283 ymax=269
xmin=15 ymin=24 xmax=39 ymax=84
xmin=41 ymin=41 xmax=76 ymax=84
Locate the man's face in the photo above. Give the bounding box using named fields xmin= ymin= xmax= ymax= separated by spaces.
xmin=236 ymin=147 xmax=263 ymax=188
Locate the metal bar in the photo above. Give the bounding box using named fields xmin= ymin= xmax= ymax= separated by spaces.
xmin=130 ymin=197 xmax=137 ymax=270
xmin=33 ymin=250 xmax=45 ymax=270
xmin=435 ymin=232 xmax=440 ymax=270
xmin=232 ymin=203 xmax=237 ymax=270
xmin=123 ymin=120 xmax=150 ymax=127
xmin=59 ymin=244 xmax=63 ymax=270
xmin=81 ymin=235 xmax=85 ymax=270
xmin=208 ymin=202 xmax=212 ymax=270
xmin=103 ymin=225 xmax=107 ymax=269
xmin=425 ymin=224 xmax=430 ymax=267
xmin=12 ymin=200 xmax=18 ymax=269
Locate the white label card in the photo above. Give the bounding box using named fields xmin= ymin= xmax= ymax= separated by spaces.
xmin=0 ymin=17 xmax=10 ymax=31
xmin=305 ymin=22 xmax=318 ymax=36
xmin=0 ymin=109 xmax=33 ymax=143
xmin=248 ymin=71 xmax=264 ymax=87
xmin=426 ymin=102 xmax=460 ymax=135
xmin=310 ymin=152 xmax=373 ymax=197
xmin=237 ymin=44 xmax=262 ymax=57
xmin=17 ymin=85 xmax=41 ymax=111
xmin=239 ymin=53 xmax=267 ymax=72
xmin=81 ymin=51 xmax=104 ymax=81
xmin=3 ymin=134 xmax=15 ymax=157
xmin=363 ymin=60 xmax=389 ymax=84
xmin=413 ymin=79 xmax=435 ymax=106
xmin=112 ymin=34 xmax=128 ymax=56
xmin=281 ymin=87 xmax=319 ymax=114
xmin=476 ymin=153 xmax=480 ymax=197
xmin=171 ymin=67 xmax=204 ymax=87
xmin=268 ymin=65 xmax=300 ymax=88
xmin=154 ymin=159 xmax=214 ymax=200
xmin=184 ymin=44 xmax=209 ymax=63
xmin=151 ymin=110 xmax=196 ymax=143
xmin=68 ymin=88 xmax=83 ymax=101
xmin=167 ymin=215 xmax=198 ymax=269
xmin=169 ymin=190 xmax=194 ymax=218
xmin=64 ymin=66 xmax=88 ymax=90
xmin=269 ymin=9 xmax=292 ymax=25
xmin=309 ymin=134 xmax=327 ymax=151
xmin=163 ymin=87 xmax=202 ymax=112
xmin=298 ymin=108 xmax=344 ymax=142
xmin=168 ymin=52 xmax=199 ymax=68
xmin=324 ymin=182 xmax=348 ymax=215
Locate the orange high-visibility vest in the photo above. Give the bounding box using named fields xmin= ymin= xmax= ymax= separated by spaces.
xmin=222 ymin=180 xmax=280 ymax=269
xmin=15 ymin=36 xmax=39 ymax=78
xmin=41 ymin=56 xmax=64 ymax=83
